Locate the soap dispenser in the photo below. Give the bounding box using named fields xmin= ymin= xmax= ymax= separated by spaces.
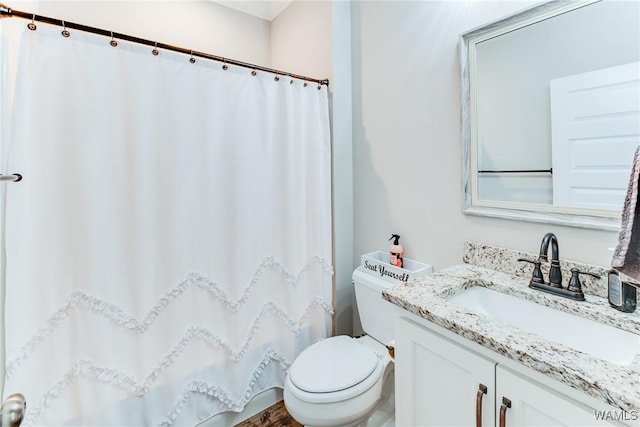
xmin=388 ymin=234 xmax=404 ymax=268
xmin=608 ymin=270 xmax=637 ymax=313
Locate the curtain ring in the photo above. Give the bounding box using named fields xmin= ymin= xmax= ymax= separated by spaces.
xmin=110 ymin=31 xmax=118 ymax=47
xmin=61 ymin=20 xmax=70 ymax=38
xmin=289 ymin=74 xmax=294 ymax=85
xmin=251 ymin=69 xmax=257 ymax=77
xmin=152 ymin=41 xmax=159 ymax=56
xmin=222 ymin=58 xmax=228 ymax=71
xmin=274 ymin=71 xmax=280 ymax=82
xmin=189 ymin=50 xmax=196 ymax=64
xmin=27 ymin=14 xmax=36 ymax=31
xmin=317 ymin=83 xmax=322 ymax=90
xmin=303 ymin=78 xmax=308 ymax=88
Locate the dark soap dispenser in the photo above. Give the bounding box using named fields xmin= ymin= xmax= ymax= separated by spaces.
xmin=608 ymin=270 xmax=637 ymax=313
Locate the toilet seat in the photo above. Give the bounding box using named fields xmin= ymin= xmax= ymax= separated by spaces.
xmin=286 ymin=336 xmax=385 ymax=404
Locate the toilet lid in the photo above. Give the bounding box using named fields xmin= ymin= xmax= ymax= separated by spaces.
xmin=289 ymin=336 xmax=380 ymax=393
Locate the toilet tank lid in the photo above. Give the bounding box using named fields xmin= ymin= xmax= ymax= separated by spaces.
xmin=289 ymin=336 xmax=380 ymax=393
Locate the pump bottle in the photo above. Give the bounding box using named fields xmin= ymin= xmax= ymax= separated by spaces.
xmin=388 ymin=234 xmax=404 ymax=268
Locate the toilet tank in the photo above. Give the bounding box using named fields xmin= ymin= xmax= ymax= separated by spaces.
xmin=352 ymin=267 xmax=397 ymax=345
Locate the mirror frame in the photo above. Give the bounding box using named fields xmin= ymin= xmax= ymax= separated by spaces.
xmin=460 ymin=0 xmax=622 ymax=231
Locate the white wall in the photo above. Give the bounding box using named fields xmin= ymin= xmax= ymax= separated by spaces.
xmin=270 ymin=0 xmax=331 ymax=80
xmin=351 ymin=0 xmax=620 ymax=290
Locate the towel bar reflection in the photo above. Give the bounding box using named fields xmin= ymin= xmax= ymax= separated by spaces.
xmin=0 ymin=174 xmax=22 ymax=182
xmin=477 ymin=169 xmax=552 ymax=174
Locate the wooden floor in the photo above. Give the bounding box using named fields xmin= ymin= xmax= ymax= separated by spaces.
xmin=234 ymin=400 xmax=302 ymax=427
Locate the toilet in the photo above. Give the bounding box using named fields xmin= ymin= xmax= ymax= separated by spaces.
xmin=284 ymin=267 xmax=397 ymax=427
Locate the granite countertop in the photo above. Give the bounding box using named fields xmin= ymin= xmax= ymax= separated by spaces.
xmin=382 ymin=246 xmax=640 ymax=412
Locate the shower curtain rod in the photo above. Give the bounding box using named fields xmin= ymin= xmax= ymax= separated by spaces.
xmin=0 ymin=3 xmax=330 ymax=86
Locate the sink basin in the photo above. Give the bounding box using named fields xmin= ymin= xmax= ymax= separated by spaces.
xmin=447 ymin=286 xmax=640 ymax=365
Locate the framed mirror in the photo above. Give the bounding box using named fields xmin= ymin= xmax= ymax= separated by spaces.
xmin=460 ymin=0 xmax=640 ymax=231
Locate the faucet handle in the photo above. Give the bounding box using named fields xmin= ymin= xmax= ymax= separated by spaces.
xmin=567 ymin=268 xmax=601 ymax=296
xmin=518 ymin=258 xmax=545 ymax=284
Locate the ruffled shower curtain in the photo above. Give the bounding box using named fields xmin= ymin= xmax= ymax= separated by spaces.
xmin=1 ymin=24 xmax=332 ymax=426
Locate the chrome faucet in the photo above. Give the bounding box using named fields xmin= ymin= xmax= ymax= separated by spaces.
xmin=539 ymin=232 xmax=562 ymax=287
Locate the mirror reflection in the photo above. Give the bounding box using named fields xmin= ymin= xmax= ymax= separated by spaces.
xmin=464 ymin=0 xmax=640 ymax=224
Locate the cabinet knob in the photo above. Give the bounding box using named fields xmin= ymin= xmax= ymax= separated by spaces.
xmin=475 ymin=384 xmax=488 ymax=427
xmin=499 ymin=397 xmax=512 ymax=427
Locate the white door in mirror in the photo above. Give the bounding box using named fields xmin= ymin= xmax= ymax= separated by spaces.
xmin=550 ymin=61 xmax=640 ymax=210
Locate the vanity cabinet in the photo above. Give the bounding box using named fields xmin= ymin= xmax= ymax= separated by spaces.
xmin=396 ymin=316 xmax=631 ymax=427
xmin=395 ymin=317 xmax=495 ymax=426
xmin=495 ymin=366 xmax=618 ymax=427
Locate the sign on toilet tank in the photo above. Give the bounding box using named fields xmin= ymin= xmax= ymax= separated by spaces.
xmin=361 ymin=251 xmax=433 ymax=284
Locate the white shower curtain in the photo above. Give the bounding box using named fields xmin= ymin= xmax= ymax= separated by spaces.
xmin=1 ymin=25 xmax=332 ymax=426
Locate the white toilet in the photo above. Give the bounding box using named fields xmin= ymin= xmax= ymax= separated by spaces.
xmin=284 ymin=267 xmax=397 ymax=427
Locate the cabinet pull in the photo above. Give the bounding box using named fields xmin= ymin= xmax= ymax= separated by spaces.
xmin=475 ymin=384 xmax=488 ymax=427
xmin=499 ymin=397 xmax=512 ymax=427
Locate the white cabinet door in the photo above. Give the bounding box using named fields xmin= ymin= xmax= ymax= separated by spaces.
xmin=396 ymin=318 xmax=496 ymax=427
xmin=496 ymin=366 xmax=627 ymax=427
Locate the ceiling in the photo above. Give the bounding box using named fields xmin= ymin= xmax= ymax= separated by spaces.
xmin=213 ymin=1 xmax=293 ymax=21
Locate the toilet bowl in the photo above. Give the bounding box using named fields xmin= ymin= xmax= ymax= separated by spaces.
xmin=284 ymin=267 xmax=398 ymax=427
xmin=284 ymin=335 xmax=392 ymax=427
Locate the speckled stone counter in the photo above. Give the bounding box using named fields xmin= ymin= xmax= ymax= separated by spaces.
xmin=382 ymin=242 xmax=640 ymax=412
